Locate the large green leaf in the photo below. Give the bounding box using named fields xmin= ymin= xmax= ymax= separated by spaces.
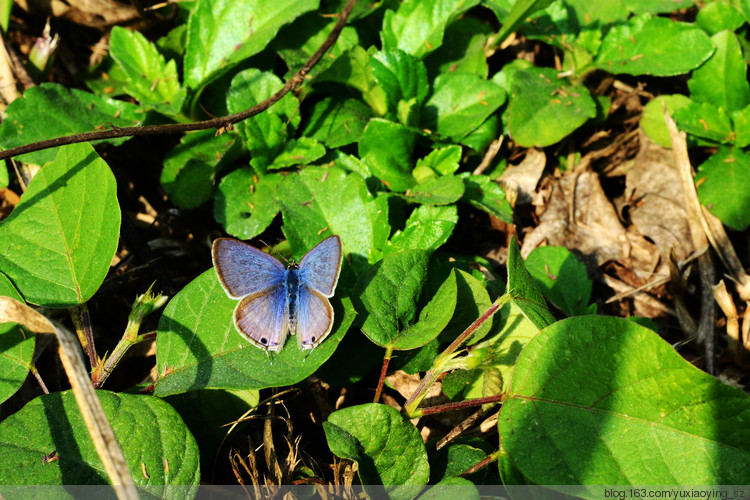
xmin=508 ymin=66 xmax=596 ymax=147
xmin=595 ymin=16 xmax=714 ymax=76
xmin=214 ymin=169 xmax=283 ymax=240
xmin=324 ymin=403 xmax=429 ymax=500
xmin=688 ymin=30 xmax=750 ymax=113
xmin=0 ymin=84 xmax=143 ymax=165
xmin=0 ymin=390 xmax=199 ymax=491
xmin=499 ymin=316 xmax=750 ymax=485
xmin=0 ymin=143 xmax=120 ymax=307
xmin=0 ymin=274 xmax=34 ymax=406
xmin=359 ymin=118 xmax=417 ymax=192
xmin=154 ymin=269 xmax=355 ymax=396
xmin=184 ymin=0 xmax=317 ymax=88
xmin=695 ymin=147 xmax=750 ymax=230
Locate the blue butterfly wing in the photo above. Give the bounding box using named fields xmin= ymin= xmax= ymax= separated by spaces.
xmin=295 ymin=283 xmax=334 ymax=350
xmin=212 ymin=238 xmax=286 ymax=299
xmin=234 ymin=284 xmax=289 ymax=351
xmin=298 ymin=235 xmax=343 ymax=297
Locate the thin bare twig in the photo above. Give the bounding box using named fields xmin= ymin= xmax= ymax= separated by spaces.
xmin=0 ymin=0 xmax=357 ymax=161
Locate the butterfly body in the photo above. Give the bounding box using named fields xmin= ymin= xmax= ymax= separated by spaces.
xmin=212 ymin=235 xmax=343 ymax=352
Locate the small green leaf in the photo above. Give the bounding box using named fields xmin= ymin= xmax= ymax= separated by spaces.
xmin=691 ymin=31 xmax=750 ymax=113
xmin=420 ymin=478 xmax=480 ymax=500
xmin=352 ymin=251 xmax=457 ymax=350
xmin=226 ymin=69 xmax=300 ymax=175
xmin=499 ymin=316 xmax=750 ymax=485
xmin=0 ymin=83 xmax=143 ymax=165
xmin=733 ymin=104 xmax=750 ymax=148
xmin=154 ymin=269 xmax=355 ymax=396
xmin=508 ymin=66 xmax=595 ymax=147
xmin=640 ymin=94 xmax=692 ymax=147
xmin=430 ymin=443 xmax=486 ymax=483
xmin=386 ymin=205 xmax=458 ymax=256
xmin=359 ymin=118 xmax=417 ymax=192
xmin=381 ymin=0 xmax=481 ymax=58
xmin=507 ymin=238 xmax=555 ymax=330
xmin=695 ymin=147 xmax=750 ymax=230
xmin=425 ymin=17 xmax=492 ymax=78
xmin=414 ymin=145 xmax=461 ymax=179
xmin=275 ymin=166 xmax=388 ymax=272
xmin=459 ymin=174 xmax=513 ymax=223
xmin=423 ymin=73 xmax=506 ymax=141
xmin=267 ymin=137 xmax=326 ymax=170
xmin=674 ymin=100 xmax=734 ymax=144
xmin=161 ymin=130 xmax=237 ymax=209
xmin=405 ymin=175 xmax=465 ymax=205
xmin=184 ymin=0 xmax=317 ymax=88
xmin=0 ymin=390 xmax=200 ymax=489
xmin=301 ymin=97 xmax=373 ymax=148
xmin=0 ymin=275 xmax=34 ymax=406
xmin=214 ymin=169 xmax=282 ymax=240
xmin=0 ymin=162 xmax=7 ymax=189
xmin=371 ymin=49 xmax=429 ymax=124
xmin=0 ymin=143 xmax=120 ymax=307
xmin=526 ymin=246 xmax=595 ymax=316
xmin=496 ymin=0 xmax=555 ymax=43
xmin=438 ymin=268 xmax=493 ymax=345
xmin=595 ymin=16 xmax=714 ymax=76
xmin=109 ymin=26 xmax=186 ymax=114
xmin=695 ymin=2 xmax=746 ymax=35
xmin=324 ymin=403 xmax=429 ymax=500
xmin=625 ymin=0 xmax=694 ymax=15
xmin=316 ymin=46 xmax=387 ymax=115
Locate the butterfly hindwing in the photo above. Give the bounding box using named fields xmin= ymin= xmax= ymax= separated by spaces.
xmin=234 ymin=283 xmax=289 ymax=351
xmin=298 ymin=235 xmax=343 ymax=297
xmin=212 ymin=238 xmax=285 ymax=299
xmin=295 ymin=283 xmax=334 ymax=350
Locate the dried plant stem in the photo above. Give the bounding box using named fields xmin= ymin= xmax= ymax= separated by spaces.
xmin=70 ymin=303 xmax=97 ymax=369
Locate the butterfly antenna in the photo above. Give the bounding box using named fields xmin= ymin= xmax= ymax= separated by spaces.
xmin=259 ymin=238 xmax=292 ymax=266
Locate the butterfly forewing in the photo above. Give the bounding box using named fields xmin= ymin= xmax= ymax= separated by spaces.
xmin=234 ymin=284 xmax=289 ymax=351
xmin=212 ymin=238 xmax=285 ymax=298
xmin=295 ymin=284 xmax=335 ymax=349
xmin=298 ymin=235 xmax=343 ymax=297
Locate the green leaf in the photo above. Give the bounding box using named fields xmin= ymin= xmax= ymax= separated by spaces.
xmin=214 ymin=169 xmax=282 ymax=240
xmin=496 ymin=0 xmax=556 ymax=43
xmin=624 ymin=0 xmax=694 ymax=15
xmin=154 ymin=269 xmax=355 ymax=396
xmin=371 ymin=49 xmax=429 ymax=124
xmin=673 ymin=100 xmax=734 ymax=144
xmin=405 ymin=175 xmax=465 ymax=205
xmin=498 ymin=316 xmax=750 ymax=485
xmin=695 ymin=2 xmax=746 ymax=35
xmin=0 ymin=274 xmax=34 ymax=405
xmin=0 ymin=390 xmax=200 ymax=489
xmin=226 ymin=69 xmax=300 ymax=175
xmin=0 ymin=144 xmax=120 ymax=307
xmin=381 ymin=0 xmax=481 ymax=58
xmin=301 ymin=97 xmax=373 ymax=148
xmin=0 ymin=162 xmax=7 ymax=189
xmin=275 ymin=166 xmax=389 ymax=272
xmin=507 ymin=238 xmax=555 ymax=330
xmin=525 ymin=245 xmax=595 ymax=316
xmin=423 ymin=72 xmax=506 ymax=141
xmin=109 ymin=26 xmax=186 ymax=114
xmin=640 ymin=94 xmax=692 ymax=147
xmin=424 ymin=17 xmax=491 ymax=78
xmin=733 ymin=104 xmax=750 ymax=148
xmin=359 ymin=118 xmax=417 ymax=192
xmin=420 ymin=478 xmax=480 ymax=500
xmin=161 ymin=130 xmax=237 ymax=209
xmin=688 ymin=30 xmax=750 ymax=113
xmin=595 ymin=16 xmax=714 ymax=76
xmin=352 ymin=251 xmax=458 ymax=350
xmin=438 ymin=268 xmax=493 ymax=345
xmin=695 ymin=147 xmax=750 ymax=231
xmin=267 ymin=137 xmax=326 ymax=170
xmin=316 ymin=46 xmax=387 ymax=115
xmin=324 ymin=403 xmax=429 ymax=500
xmin=430 ymin=443 xmax=486 ymax=483
xmin=414 ymin=145 xmax=461 ymax=180
xmin=508 ymin=66 xmax=596 ymax=147
xmin=184 ymin=0 xmax=317 ymax=88
xmin=459 ymin=174 xmax=513 ymax=222
xmin=0 ymin=83 xmax=143 ymax=165
xmin=385 ymin=205 xmax=458 ymax=256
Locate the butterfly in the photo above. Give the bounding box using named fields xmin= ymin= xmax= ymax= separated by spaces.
xmin=212 ymin=235 xmax=343 ymax=352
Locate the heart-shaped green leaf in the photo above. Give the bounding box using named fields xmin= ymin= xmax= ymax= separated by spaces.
xmin=154 ymin=269 xmax=355 ymax=396
xmin=0 ymin=390 xmax=199 ymax=491
xmin=0 ymin=143 xmax=120 ymax=307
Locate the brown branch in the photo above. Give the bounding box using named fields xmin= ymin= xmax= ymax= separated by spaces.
xmin=0 ymin=0 xmax=357 ymax=161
